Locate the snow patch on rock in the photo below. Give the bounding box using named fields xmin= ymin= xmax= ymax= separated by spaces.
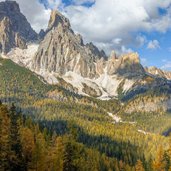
xmin=123 ymin=79 xmax=136 ymax=92
xmin=1 ymin=44 xmax=58 ymax=85
xmin=62 ymin=70 xmax=129 ymax=98
xmin=2 ymin=44 xmax=39 ymax=67
xmin=138 ymin=130 xmax=149 ymax=135
xmin=107 ymin=112 xmax=122 ymax=123
xmin=95 ymin=67 xmax=122 ymax=97
xmin=35 ymin=70 xmax=58 ymax=85
xmin=63 ymin=71 xmax=87 ymax=96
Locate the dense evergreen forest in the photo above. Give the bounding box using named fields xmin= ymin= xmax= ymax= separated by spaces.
xmin=1 ymin=58 xmax=171 ymax=170
xmin=0 ymin=102 xmax=139 ymax=171
xmin=1 ymin=102 xmax=171 ymax=171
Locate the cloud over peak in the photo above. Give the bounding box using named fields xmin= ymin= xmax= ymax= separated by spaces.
xmin=63 ymin=0 xmax=171 ymax=53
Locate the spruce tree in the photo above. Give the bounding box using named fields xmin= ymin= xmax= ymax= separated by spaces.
xmin=0 ymin=104 xmax=11 ymax=171
xmin=135 ymin=160 xmax=145 ymax=171
xmin=9 ymin=103 xmax=24 ymax=171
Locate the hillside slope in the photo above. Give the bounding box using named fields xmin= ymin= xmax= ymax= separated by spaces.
xmin=0 ymin=56 xmax=170 ymax=170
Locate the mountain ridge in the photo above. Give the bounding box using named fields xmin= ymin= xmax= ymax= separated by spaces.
xmin=0 ymin=0 xmax=38 ymax=53
xmin=145 ymin=66 xmax=171 ymax=80
xmin=0 ymin=1 xmax=171 ymax=100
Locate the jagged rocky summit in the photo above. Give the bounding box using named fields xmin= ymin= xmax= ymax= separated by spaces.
xmin=1 ymin=1 xmax=171 ymax=100
xmin=0 ymin=0 xmax=37 ymax=53
xmin=32 ymin=10 xmax=107 ymax=78
xmin=145 ymin=66 xmax=171 ymax=80
xmin=32 ymin=10 xmax=144 ymax=78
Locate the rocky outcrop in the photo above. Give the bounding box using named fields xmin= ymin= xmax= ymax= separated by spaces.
xmin=0 ymin=1 xmax=37 ymax=53
xmin=32 ymin=10 xmax=107 ymax=78
xmin=32 ymin=10 xmax=145 ymax=81
xmin=86 ymin=42 xmax=107 ymax=60
xmin=4 ymin=8 xmax=146 ymax=98
xmin=38 ymin=29 xmax=46 ymax=40
xmin=145 ymin=66 xmax=171 ymax=80
xmin=107 ymin=52 xmax=145 ymax=76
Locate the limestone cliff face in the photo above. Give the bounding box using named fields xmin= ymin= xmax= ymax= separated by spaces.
xmin=145 ymin=66 xmax=171 ymax=80
xmin=106 ymin=52 xmax=145 ymax=76
xmin=0 ymin=1 xmax=37 ymax=53
xmin=32 ymin=10 xmax=145 ymax=80
xmin=30 ymin=9 xmax=149 ymax=99
xmin=32 ymin=10 xmax=107 ymax=78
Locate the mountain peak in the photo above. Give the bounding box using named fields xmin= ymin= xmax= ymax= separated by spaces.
xmin=121 ymin=52 xmax=140 ymax=64
xmin=146 ymin=66 xmax=171 ymax=80
xmin=33 ymin=9 xmax=107 ymax=78
xmin=110 ymin=50 xmax=117 ymax=60
xmin=48 ymin=10 xmax=70 ymax=30
xmin=0 ymin=0 xmax=38 ymax=53
xmin=0 ymin=0 xmax=20 ymax=13
xmin=86 ymin=42 xmax=107 ymax=59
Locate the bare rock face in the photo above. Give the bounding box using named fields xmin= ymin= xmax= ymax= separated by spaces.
xmin=0 ymin=1 xmax=37 ymax=53
xmin=32 ymin=10 xmax=107 ymax=78
xmin=86 ymin=42 xmax=107 ymax=60
xmin=107 ymin=52 xmax=145 ymax=76
xmin=145 ymin=66 xmax=171 ymax=80
xmin=32 ymin=10 xmax=145 ymax=81
xmin=38 ymin=29 xmax=46 ymax=40
xmin=110 ymin=50 xmax=117 ymax=60
xmin=162 ymin=71 xmax=171 ymax=80
xmin=30 ymin=9 xmax=148 ymax=98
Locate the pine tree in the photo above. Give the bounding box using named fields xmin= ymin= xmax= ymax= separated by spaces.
xmin=51 ymin=136 xmax=65 ymax=171
xmin=20 ymin=127 xmax=35 ymax=170
xmin=163 ymin=151 xmax=170 ymax=171
xmin=33 ymin=133 xmax=47 ymax=171
xmin=63 ymin=136 xmax=77 ymax=171
xmin=153 ymin=146 xmax=166 ymax=171
xmin=135 ymin=160 xmax=145 ymax=171
xmin=9 ymin=103 xmax=24 ymax=171
xmin=0 ymin=104 xmax=11 ymax=171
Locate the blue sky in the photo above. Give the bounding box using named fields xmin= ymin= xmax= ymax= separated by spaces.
xmin=9 ymin=0 xmax=171 ymax=70
xmin=132 ymin=30 xmax=171 ymax=69
xmin=40 ymin=0 xmax=95 ymax=8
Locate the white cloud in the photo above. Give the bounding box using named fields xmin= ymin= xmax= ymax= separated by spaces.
xmin=1 ymin=0 xmax=171 ymax=55
xmin=6 ymin=0 xmax=52 ymax=32
xmin=94 ymin=41 xmax=133 ymax=55
xmin=112 ymin=38 xmax=122 ymax=45
xmin=47 ymin=0 xmax=62 ymax=9
xmin=161 ymin=61 xmax=171 ymax=70
xmin=140 ymin=57 xmax=148 ymax=67
xmin=147 ymin=40 xmax=160 ymax=49
xmin=63 ymin=0 xmax=171 ymax=53
xmin=135 ymin=35 xmax=147 ymax=47
xmin=0 ymin=0 xmax=61 ymax=32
